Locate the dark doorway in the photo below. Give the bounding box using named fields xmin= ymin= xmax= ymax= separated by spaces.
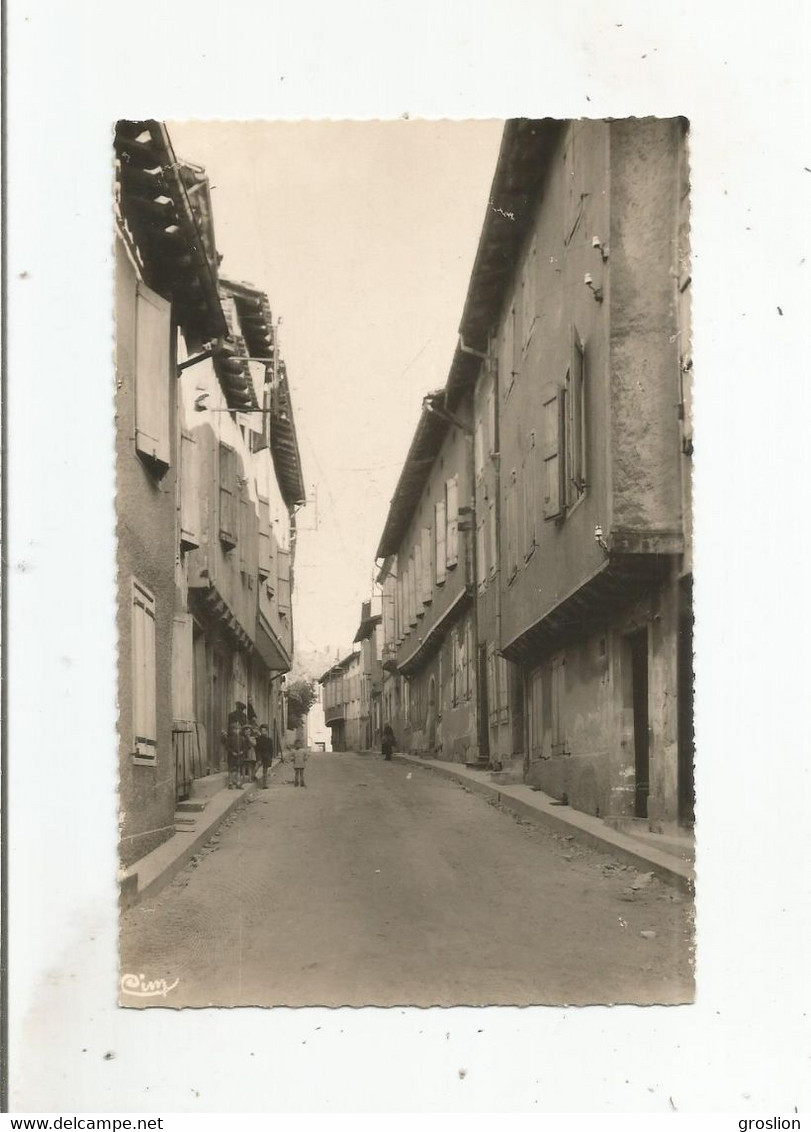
xmin=628 ymin=629 xmax=650 ymax=818
xmin=677 ymin=576 xmax=695 ymax=826
xmin=477 ymin=646 xmax=490 ymax=763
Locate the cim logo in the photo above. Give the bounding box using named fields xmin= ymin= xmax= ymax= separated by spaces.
xmin=120 ymin=972 xmax=179 ymax=999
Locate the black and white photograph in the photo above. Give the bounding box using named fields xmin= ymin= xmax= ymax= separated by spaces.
xmin=115 ymin=117 xmax=695 ymax=1009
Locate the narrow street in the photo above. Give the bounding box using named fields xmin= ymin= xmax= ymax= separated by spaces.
xmin=121 ymin=751 xmax=694 ymax=1007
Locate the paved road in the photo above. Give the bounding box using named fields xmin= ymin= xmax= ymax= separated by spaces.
xmin=120 ymin=750 xmax=694 ymax=1007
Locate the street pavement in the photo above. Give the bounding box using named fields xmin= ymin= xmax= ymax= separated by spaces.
xmin=120 ymin=750 xmax=694 ymax=1007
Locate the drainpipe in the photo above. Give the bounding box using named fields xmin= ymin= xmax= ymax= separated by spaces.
xmin=491 ymin=342 xmax=505 ymax=771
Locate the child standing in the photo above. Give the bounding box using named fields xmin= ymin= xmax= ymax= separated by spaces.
xmin=293 ymin=745 xmax=308 ymax=788
xmin=225 ymin=722 xmax=243 ymax=788
xmin=241 ymin=725 xmax=257 ymax=785
xmin=255 ymin=724 xmax=274 ymax=789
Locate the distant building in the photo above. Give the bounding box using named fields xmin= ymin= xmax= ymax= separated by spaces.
xmin=376 ymin=386 xmax=480 ymax=763
xmin=319 ymin=651 xmax=362 ymax=752
xmin=353 ymin=599 xmax=383 ymax=750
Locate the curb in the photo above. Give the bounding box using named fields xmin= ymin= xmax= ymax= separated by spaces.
xmin=393 ymin=753 xmax=694 ymax=894
xmin=120 ymin=761 xmax=284 ymax=910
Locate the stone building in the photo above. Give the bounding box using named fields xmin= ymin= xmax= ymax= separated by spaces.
xmin=449 ymin=117 xmax=693 ymax=826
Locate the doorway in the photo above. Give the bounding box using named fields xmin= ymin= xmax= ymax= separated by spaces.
xmin=625 ymin=629 xmax=650 ymax=818
xmin=677 ymin=577 xmax=695 ymax=826
xmin=477 ymin=646 xmax=490 ymax=763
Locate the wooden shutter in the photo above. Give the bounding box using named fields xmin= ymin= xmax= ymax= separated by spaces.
xmin=487 ymin=387 xmax=496 ymax=455
xmin=541 ymin=384 xmax=565 ymax=520
xmin=277 ymin=548 xmax=291 ymax=614
xmin=476 ymin=517 xmax=487 ymax=586
xmin=257 ymin=496 xmax=271 ymax=580
xmin=414 ymin=541 xmax=423 ymax=613
xmin=134 ymin=282 xmax=171 ymax=468
xmin=132 ymin=579 xmax=157 ymax=763
xmin=409 ymin=555 xmax=417 ymax=625
xmin=435 ymin=501 xmax=447 ymax=584
xmin=552 ymin=654 xmax=566 ymax=752
xmin=421 ymin=527 xmax=432 ymax=604
xmin=219 ymin=443 xmax=238 ymax=548
xmin=523 ymin=431 xmax=537 ymax=559
xmin=474 ymin=418 xmax=484 ymax=478
xmin=171 ymin=613 xmax=194 ymax=724
xmin=239 ymin=489 xmax=250 ymax=573
xmin=488 ymin=498 xmax=497 ymax=577
xmin=506 ymin=471 xmax=517 ymax=579
xmin=445 ymin=476 xmax=459 ymax=567
xmin=179 ymin=431 xmax=200 ymax=550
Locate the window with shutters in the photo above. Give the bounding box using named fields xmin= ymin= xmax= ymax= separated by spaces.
xmin=277 ymin=548 xmax=291 ymax=616
xmin=541 ymin=384 xmax=564 ymax=521
xmin=445 ymin=476 xmax=459 ymax=568
xmin=420 ymin=527 xmax=432 ymax=604
xmin=487 ymin=645 xmax=498 ymax=723
xmin=414 ymin=541 xmax=424 ymax=617
xmin=488 ymin=497 xmax=497 ymax=578
xmin=506 ymin=469 xmax=518 ymax=580
xmin=551 ymin=654 xmax=567 ymax=753
xmin=257 ymin=496 xmax=271 ymax=580
xmin=521 ymin=238 xmax=537 ymax=353
xmin=474 ymin=417 xmax=485 ymax=479
xmin=487 ymin=386 xmax=497 ymax=455
xmin=131 ymin=579 xmax=157 ymax=765
xmin=565 ymin=326 xmax=587 ymax=506
xmin=219 ymin=443 xmax=238 ymax=549
xmin=134 ymin=281 xmax=172 ymax=472
xmin=502 ymin=303 xmax=518 ymax=397
xmin=409 ymin=554 xmax=418 ymax=625
xmin=523 ymin=430 xmax=538 ymax=560
xmin=239 ymin=489 xmax=250 ymax=574
xmin=435 ymin=500 xmax=447 ymax=584
xmin=498 ymin=655 xmax=510 ymax=724
xmin=476 ymin=516 xmax=487 ymax=589
xmin=179 ymin=431 xmax=200 ymax=550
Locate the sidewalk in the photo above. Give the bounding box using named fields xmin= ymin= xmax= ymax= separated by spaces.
xmin=119 ymin=758 xmax=286 ymax=909
xmin=392 ymin=752 xmax=695 ymax=893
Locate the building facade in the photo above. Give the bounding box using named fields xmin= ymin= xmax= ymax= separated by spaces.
xmin=115 ymin=120 xmax=306 ymax=867
xmin=447 ymin=117 xmax=693 ymax=826
xmin=376 ymin=388 xmax=480 ymax=763
xmin=320 ymin=651 xmax=363 ymax=752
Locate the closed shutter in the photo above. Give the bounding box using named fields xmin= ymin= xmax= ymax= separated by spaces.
xmin=421 ymin=527 xmax=432 ymax=604
xmin=409 ymin=556 xmax=417 ymax=625
xmin=135 ymin=282 xmax=171 ymax=468
xmin=239 ymin=490 xmax=250 ymax=573
xmin=132 ymin=579 xmax=157 ymax=763
xmin=487 ymin=387 xmax=496 ymax=455
xmin=523 ymin=430 xmax=537 ymax=558
xmin=552 ymin=654 xmax=566 ymax=752
xmin=474 ymin=418 xmax=484 ymax=478
xmin=476 ymin=517 xmax=487 ymax=586
xmin=257 ymin=496 xmax=271 ymax=580
xmin=219 ymin=443 xmax=238 ymax=548
xmin=179 ymin=431 xmax=200 ymax=550
xmin=171 ymin=613 xmax=194 ymax=724
xmin=445 ymin=476 xmax=459 ymax=567
xmin=488 ymin=498 xmax=497 ymax=577
xmin=506 ymin=471 xmax=518 ymax=579
xmin=415 ymin=541 xmax=423 ymax=613
xmin=277 ymin=548 xmax=291 ymax=615
xmin=435 ymin=501 xmax=447 ymax=584
xmin=541 ymin=384 xmax=565 ymax=520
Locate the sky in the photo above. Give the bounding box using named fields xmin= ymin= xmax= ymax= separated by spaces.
xmin=168 ymin=120 xmax=504 ymax=663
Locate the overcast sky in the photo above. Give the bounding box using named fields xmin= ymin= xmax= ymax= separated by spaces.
xmin=168 ymin=120 xmax=504 ymax=661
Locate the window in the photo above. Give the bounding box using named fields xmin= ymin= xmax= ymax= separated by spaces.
xmin=476 ymin=516 xmax=487 ymax=587
xmin=541 ymin=383 xmax=564 ymax=521
xmin=523 ymin=430 xmax=538 ymax=560
xmin=179 ymin=431 xmax=200 ymax=550
xmin=134 ymin=281 xmax=172 ymax=470
xmin=277 ymin=548 xmax=291 ymax=616
xmin=257 ymin=496 xmax=271 ymax=580
xmin=498 ymin=655 xmax=510 ymax=724
xmin=445 ymin=476 xmax=459 ymax=567
xmin=219 ymin=442 xmax=238 ymax=548
xmin=551 ymin=654 xmax=567 ymax=753
xmin=414 ymin=541 xmax=424 ymax=616
xmin=521 ymin=238 xmax=537 ymax=353
xmin=474 ymin=417 xmax=485 ymax=479
xmin=506 ymin=469 xmax=518 ymax=580
xmin=435 ymin=500 xmax=447 ymax=584
xmin=420 ymin=527 xmax=432 ymax=604
xmin=132 ymin=579 xmax=157 ymax=764
xmin=488 ymin=497 xmax=497 ymax=577
xmin=487 ymin=386 xmax=497 ymax=455
xmin=565 ymin=326 xmax=587 ymax=504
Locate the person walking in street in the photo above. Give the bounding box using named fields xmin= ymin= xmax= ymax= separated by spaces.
xmin=382 ymin=723 xmax=396 ymax=761
xmin=293 ymin=744 xmax=308 ymax=788
xmin=255 ymin=724 xmax=274 ymax=789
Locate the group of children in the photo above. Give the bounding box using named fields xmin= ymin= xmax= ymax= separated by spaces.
xmin=221 ymin=701 xmax=309 ymax=790
xmin=222 ymin=702 xmax=276 ymax=790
